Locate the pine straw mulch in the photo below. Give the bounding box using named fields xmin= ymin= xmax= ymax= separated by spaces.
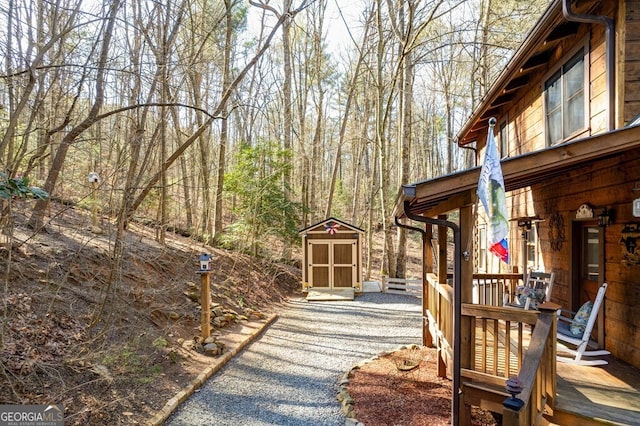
xmin=347 ymin=346 xmax=500 ymax=426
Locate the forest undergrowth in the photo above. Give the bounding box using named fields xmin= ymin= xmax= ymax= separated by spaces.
xmin=0 ymin=200 xmax=301 ymax=425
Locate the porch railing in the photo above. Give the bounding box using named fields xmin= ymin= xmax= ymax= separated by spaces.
xmin=424 ymin=273 xmax=556 ymax=425
xmin=473 ymin=273 xmax=522 ymax=306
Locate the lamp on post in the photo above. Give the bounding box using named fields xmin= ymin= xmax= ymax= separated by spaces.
xmin=197 ymin=253 xmax=212 ymax=338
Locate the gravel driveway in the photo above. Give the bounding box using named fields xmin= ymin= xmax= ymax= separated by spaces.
xmin=165 ymin=292 xmax=422 ymax=426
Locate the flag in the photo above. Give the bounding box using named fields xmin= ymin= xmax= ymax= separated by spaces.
xmin=477 ymin=123 xmax=509 ymax=263
xmin=325 ymin=221 xmax=340 ymax=235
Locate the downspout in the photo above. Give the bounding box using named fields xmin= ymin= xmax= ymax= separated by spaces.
xmin=403 ymin=201 xmax=462 ymax=426
xmin=394 ymin=217 xmax=428 ymax=347
xmin=562 ymin=0 xmax=615 ymax=130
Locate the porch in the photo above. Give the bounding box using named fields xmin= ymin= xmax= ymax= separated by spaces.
xmin=422 ymin=273 xmax=640 ymax=425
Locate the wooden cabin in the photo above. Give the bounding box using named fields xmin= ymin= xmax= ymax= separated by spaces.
xmin=298 ymin=218 xmax=364 ymax=296
xmin=394 ymin=0 xmax=640 ymax=424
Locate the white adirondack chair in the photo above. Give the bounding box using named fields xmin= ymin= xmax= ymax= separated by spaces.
xmin=557 ymin=282 xmax=610 ymax=366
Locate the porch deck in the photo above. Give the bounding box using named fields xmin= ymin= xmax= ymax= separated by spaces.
xmin=552 ymin=355 xmax=640 ymax=425
xmin=468 ymin=321 xmax=640 ymax=424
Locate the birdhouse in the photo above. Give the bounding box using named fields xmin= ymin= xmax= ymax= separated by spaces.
xmin=199 ymin=253 xmax=212 ymax=271
xmin=88 ymin=172 xmax=100 ymax=183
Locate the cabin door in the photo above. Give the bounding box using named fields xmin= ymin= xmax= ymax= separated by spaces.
xmin=571 ymin=220 xmax=605 ymax=346
xmin=308 ymin=240 xmax=357 ymax=289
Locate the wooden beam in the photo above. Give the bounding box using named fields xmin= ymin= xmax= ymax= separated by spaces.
xmin=491 ymin=93 xmax=516 ymax=108
xmin=520 ymin=52 xmax=551 ymax=72
xmin=544 ymin=22 xmax=579 ymax=45
xmin=503 ymin=76 xmax=529 ymax=93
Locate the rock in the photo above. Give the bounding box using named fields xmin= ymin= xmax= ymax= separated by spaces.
xmin=203 ymin=336 xmax=216 ymax=344
xmin=202 ymin=341 xmax=225 ymax=357
xmin=203 ymin=343 xmax=221 ymax=356
xmin=184 ymin=291 xmax=198 ymax=302
xmin=341 ymin=403 xmax=355 ymax=416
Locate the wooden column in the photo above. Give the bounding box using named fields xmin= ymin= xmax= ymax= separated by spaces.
xmin=423 ymin=223 xmax=433 ymax=347
xmin=437 ymin=215 xmax=448 ymax=378
xmin=460 ymin=204 xmax=474 ymax=425
xmin=425 ymin=224 xmax=433 ymax=274
xmin=438 ymin=215 xmax=448 ymax=284
xmin=200 ymin=272 xmax=211 ymax=338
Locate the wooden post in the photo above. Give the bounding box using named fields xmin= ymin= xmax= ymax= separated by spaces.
xmin=437 ymin=215 xmax=448 ymax=284
xmin=200 ymin=272 xmax=211 ymax=338
xmin=91 ymin=180 xmax=98 ymax=228
xmin=460 ymin=204 xmax=474 ymax=426
xmin=423 ymin=224 xmax=433 ymax=347
xmin=437 ymin=215 xmax=448 ymax=378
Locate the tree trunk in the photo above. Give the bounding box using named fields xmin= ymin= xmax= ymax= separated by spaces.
xmin=28 ymin=0 xmax=121 ymax=231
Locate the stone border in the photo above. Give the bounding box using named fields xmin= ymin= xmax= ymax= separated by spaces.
xmin=146 ymin=313 xmax=278 ymax=426
xmin=336 ymin=344 xmax=421 ymax=426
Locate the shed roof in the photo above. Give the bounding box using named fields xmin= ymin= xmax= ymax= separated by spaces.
xmin=395 ymin=124 xmax=640 ymax=219
xmin=298 ymin=217 xmax=365 ymax=234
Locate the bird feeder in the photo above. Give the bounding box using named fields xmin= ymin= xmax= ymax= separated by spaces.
xmin=199 ymin=253 xmax=212 ymax=271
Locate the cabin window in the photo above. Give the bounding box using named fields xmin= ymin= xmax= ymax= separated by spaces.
xmin=478 ymin=224 xmax=487 ymax=272
xmin=544 ymin=48 xmax=586 ymax=145
xmin=499 ymin=120 xmax=508 ymax=158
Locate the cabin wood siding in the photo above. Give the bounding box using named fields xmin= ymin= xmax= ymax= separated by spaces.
xmin=477 ymin=0 xmax=640 ymax=368
xmin=504 ymin=149 xmax=640 ymax=368
xmin=480 ymin=2 xmax=621 ymax=160
xmin=624 ymin=2 xmax=640 ymax=122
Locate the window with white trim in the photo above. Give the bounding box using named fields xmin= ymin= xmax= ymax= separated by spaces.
xmin=544 ymin=47 xmax=587 ymax=146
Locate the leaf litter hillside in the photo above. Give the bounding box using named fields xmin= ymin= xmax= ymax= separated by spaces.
xmin=0 ymin=200 xmax=300 ymax=425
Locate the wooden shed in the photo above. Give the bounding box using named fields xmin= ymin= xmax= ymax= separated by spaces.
xmin=299 ymin=218 xmax=364 ymax=297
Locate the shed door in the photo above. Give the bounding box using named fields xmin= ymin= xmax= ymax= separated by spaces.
xmin=308 ymin=240 xmax=357 ymax=289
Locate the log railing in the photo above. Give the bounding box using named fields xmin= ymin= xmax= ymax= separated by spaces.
xmin=473 ymin=273 xmax=523 ymax=306
xmin=501 ymin=304 xmax=557 ymax=426
xmin=424 ymin=273 xmax=556 ymax=425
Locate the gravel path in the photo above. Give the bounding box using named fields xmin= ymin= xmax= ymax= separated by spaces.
xmin=165 ymin=292 xmax=422 ymax=426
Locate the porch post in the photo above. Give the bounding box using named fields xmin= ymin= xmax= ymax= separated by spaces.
xmin=438 ymin=215 xmax=448 ymax=284
xmin=424 ymin=223 xmax=434 ymax=347
xmin=459 ymin=204 xmax=474 ymax=425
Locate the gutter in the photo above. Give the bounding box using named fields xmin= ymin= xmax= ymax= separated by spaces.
xmin=562 ymin=0 xmax=615 ymax=131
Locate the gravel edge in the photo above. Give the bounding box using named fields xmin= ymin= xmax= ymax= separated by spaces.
xmin=146 ymin=313 xmax=279 ymax=426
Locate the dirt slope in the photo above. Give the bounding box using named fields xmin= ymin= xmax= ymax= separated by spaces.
xmin=0 ymin=201 xmax=300 ymax=425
